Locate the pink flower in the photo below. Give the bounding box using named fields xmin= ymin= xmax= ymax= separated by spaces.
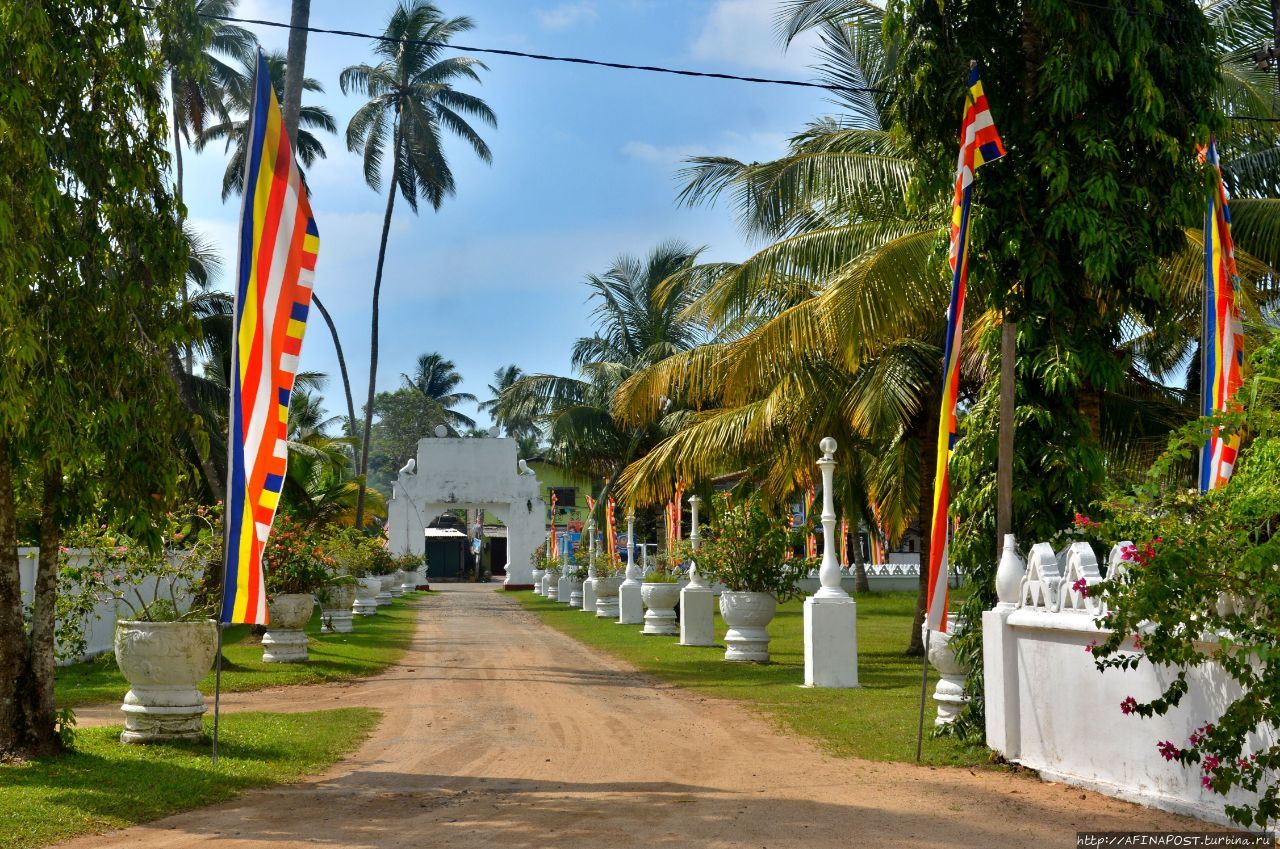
xmin=1202 ymin=775 xmax=1213 ymax=789
xmin=1120 ymin=696 xmax=1138 ymax=715
xmin=1086 ymin=640 xmax=1097 ymax=654
xmin=1157 ymin=741 xmax=1179 ymax=761
xmin=1072 ymin=577 xmax=1089 ymax=596
xmin=59 ymin=546 xmax=69 ymax=554
xmin=1132 ymin=634 xmax=1143 ymax=649
xmin=1120 ymin=543 xmax=1137 ymax=561
xmin=1203 ymin=756 xmax=1220 ymax=772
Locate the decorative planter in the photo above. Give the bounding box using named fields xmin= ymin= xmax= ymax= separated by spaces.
xmin=375 ymin=574 xmax=395 ymax=606
xmin=542 ymin=570 xmax=560 ymax=598
xmin=262 ymin=593 xmax=315 ymax=663
xmin=568 ymin=576 xmax=584 ymax=608
xmin=720 ymin=591 xmax=777 ymax=662
xmin=354 ymin=576 xmax=380 ymax=616
xmin=388 ymin=570 xmax=407 ymax=598
xmin=594 ymin=575 xmax=623 ymax=618
xmin=320 ymin=583 xmax=357 ymax=634
xmin=531 ymin=568 xmax=545 ymax=595
xmin=641 ymin=582 xmax=681 ymax=636
xmin=114 ymin=619 xmax=218 ymax=744
xmin=922 ymin=617 xmax=968 ymax=726
xmin=398 ymin=568 xmax=420 ymax=594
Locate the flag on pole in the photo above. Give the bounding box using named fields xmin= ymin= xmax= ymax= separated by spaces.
xmin=925 ymin=65 xmax=1005 ymax=634
xmin=549 ymin=490 xmax=558 ymax=560
xmin=804 ymin=486 xmax=817 ymax=558
xmin=606 ymin=497 xmax=618 ymax=562
xmin=840 ymin=518 xmax=849 ymax=567
xmin=1199 ymin=139 xmax=1244 ymax=492
xmin=221 ymin=52 xmax=320 ymax=625
xmin=869 ymin=501 xmax=887 ymax=566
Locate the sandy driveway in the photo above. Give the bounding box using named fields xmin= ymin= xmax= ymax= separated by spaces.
xmin=62 ymin=583 xmax=1194 ymax=848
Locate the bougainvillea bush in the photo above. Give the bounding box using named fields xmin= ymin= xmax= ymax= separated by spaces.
xmin=1087 ymin=330 xmax=1280 ymax=827
xmin=696 ymin=492 xmax=811 ymax=600
xmin=262 ymin=515 xmax=334 ymax=596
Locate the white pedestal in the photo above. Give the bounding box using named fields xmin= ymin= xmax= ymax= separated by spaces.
xmin=617 ymin=582 xmax=644 ymax=625
xmin=557 ymin=574 xmax=571 ymax=603
xmin=581 ymin=578 xmax=597 ymax=613
xmin=679 ymin=586 xmax=716 ymax=646
xmin=320 ymin=609 xmax=354 ymax=634
xmin=540 ymin=573 xmax=554 ymax=596
xmin=803 ymin=596 xmax=859 ymax=688
xmin=375 ymin=590 xmax=393 ymax=607
xmin=568 ymin=579 xmax=584 ymax=608
xmin=262 ymin=628 xmax=310 ymax=663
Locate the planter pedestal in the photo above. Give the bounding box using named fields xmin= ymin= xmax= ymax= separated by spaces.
xmin=924 ymin=621 xmax=967 ymax=726
xmin=388 ymin=570 xmax=407 ymax=597
xmin=594 ymin=576 xmax=622 ymax=618
xmin=679 ymin=584 xmax=716 ymax=646
xmin=541 ymin=571 xmax=557 ymax=598
xmin=720 ymin=592 xmax=777 ymax=662
xmin=556 ymin=573 xmax=572 ymax=603
xmin=321 ymin=584 xmax=357 ymax=634
xmin=531 ymin=569 xmax=545 ymax=595
xmin=375 ymin=574 xmax=395 ymax=606
xmin=580 ymin=578 xmax=596 ymax=612
xmin=398 ymin=570 xmax=419 ymax=594
xmin=568 ymin=578 xmax=584 ymax=608
xmin=115 ymin=620 xmax=217 ymax=744
xmin=641 ymin=583 xmax=680 ymax=636
xmin=617 ymin=580 xmax=643 ymax=625
xmin=354 ymin=577 xmax=380 ymax=616
xmin=803 ymin=596 xmax=859 ymax=688
xmin=263 ymin=593 xmax=314 ymax=663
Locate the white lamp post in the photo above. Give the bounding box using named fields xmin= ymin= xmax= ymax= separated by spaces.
xmin=581 ymin=514 xmax=598 ymax=613
xmin=618 ymin=511 xmax=644 ymax=624
xmin=680 ymin=494 xmax=716 ymax=646
xmin=557 ymin=534 xmax=572 ymax=603
xmin=803 ymin=437 xmax=859 ymax=687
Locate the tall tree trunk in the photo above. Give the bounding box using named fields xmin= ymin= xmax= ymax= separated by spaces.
xmin=907 ymin=405 xmax=940 ymax=657
xmin=354 ymin=134 xmax=401 ymax=529
xmin=282 ymin=0 xmax=311 ymax=141
xmin=311 ymin=294 xmax=357 ymax=447
xmin=852 ymin=521 xmax=869 ymax=593
xmin=26 ymin=467 xmax=63 ymax=753
xmin=996 ymin=318 xmax=1015 ymax=557
xmin=172 ymin=100 xmax=185 ymax=207
xmin=164 ymin=344 xmax=226 ymax=504
xmin=0 ymin=438 xmax=26 ymax=755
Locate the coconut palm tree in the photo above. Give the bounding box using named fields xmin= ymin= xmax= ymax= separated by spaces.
xmin=480 ymin=364 xmax=540 ymax=440
xmin=400 ymin=352 xmax=477 ymax=430
xmin=151 ymin=0 xmax=256 ymax=203
xmin=341 ymin=0 xmax=497 ymax=528
xmin=196 ymin=50 xmax=335 ymax=200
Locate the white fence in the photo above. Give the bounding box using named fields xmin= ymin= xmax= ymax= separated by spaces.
xmin=983 ymin=540 xmax=1273 ymax=824
xmin=19 ymin=547 xmax=194 ymax=665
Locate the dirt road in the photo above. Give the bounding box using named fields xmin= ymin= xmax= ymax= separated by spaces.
xmin=62 ymin=583 xmax=1192 ymax=848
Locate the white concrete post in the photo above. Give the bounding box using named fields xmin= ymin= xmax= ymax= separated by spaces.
xmin=803 ymin=437 xmax=859 ymax=687
xmin=984 ymin=533 xmax=1024 ymax=754
xmin=533 ymin=530 xmax=549 ymax=596
xmin=618 ymin=511 xmax=644 ymax=624
xmin=581 ymin=515 xmax=598 ymax=613
xmin=680 ymin=494 xmax=716 ymax=646
xmin=557 ymin=535 xmax=572 ymax=602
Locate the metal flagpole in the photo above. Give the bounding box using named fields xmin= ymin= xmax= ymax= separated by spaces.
xmin=212 ymin=624 xmax=225 ymax=764
xmin=915 ymin=628 xmax=931 ymax=761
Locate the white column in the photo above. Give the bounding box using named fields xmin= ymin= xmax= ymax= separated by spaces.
xmin=556 ymin=535 xmax=572 ymax=602
xmin=680 ymin=494 xmax=716 ymax=646
xmin=803 ymin=438 xmax=859 ymax=687
xmin=618 ymin=511 xmax=644 ymax=624
xmin=581 ymin=515 xmax=598 ymax=613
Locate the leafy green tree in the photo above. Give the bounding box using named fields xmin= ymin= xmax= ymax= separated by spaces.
xmin=340 ymin=0 xmax=496 ymax=528
xmin=365 ymin=388 xmax=452 ymax=497
xmin=480 ymin=364 xmax=540 ymax=440
xmin=0 ymin=1 xmax=192 ymax=756
xmin=196 ymin=50 xmax=335 ymax=200
xmin=401 ymin=352 xmax=477 ymax=430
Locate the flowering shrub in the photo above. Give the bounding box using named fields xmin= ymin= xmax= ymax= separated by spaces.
xmin=55 ymin=503 xmax=222 ymax=661
xmin=569 ymin=543 xmax=591 ymax=581
xmin=320 ymin=526 xmax=386 ymax=578
xmin=262 ymin=515 xmax=334 ymax=596
xmin=695 ymin=492 xmax=811 ymax=600
xmin=1085 ymin=330 xmax=1280 ymax=828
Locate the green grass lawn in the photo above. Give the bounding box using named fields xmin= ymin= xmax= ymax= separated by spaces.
xmin=0 ymin=708 xmax=380 ymax=849
xmin=514 ymin=589 xmax=989 ymax=767
xmin=56 ymin=592 xmax=429 ymax=709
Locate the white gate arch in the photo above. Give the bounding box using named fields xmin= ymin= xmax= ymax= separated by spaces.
xmin=386 ymin=437 xmax=544 ymax=589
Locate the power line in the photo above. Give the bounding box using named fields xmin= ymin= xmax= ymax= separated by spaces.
xmin=184 ymin=8 xmax=879 ymax=94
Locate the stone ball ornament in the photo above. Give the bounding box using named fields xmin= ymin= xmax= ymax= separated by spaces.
xmin=433 ymin=424 xmax=448 ymax=438
xmin=819 ymin=436 xmax=837 ymax=457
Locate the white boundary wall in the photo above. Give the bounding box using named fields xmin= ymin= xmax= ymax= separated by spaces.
xmin=984 ymin=540 xmax=1274 ymax=824
xmin=19 ymin=547 xmax=192 ymax=664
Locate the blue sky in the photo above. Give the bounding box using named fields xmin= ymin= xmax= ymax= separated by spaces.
xmin=184 ymin=0 xmax=832 ymax=428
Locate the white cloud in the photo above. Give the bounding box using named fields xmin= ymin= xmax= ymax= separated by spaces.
xmin=620 ymin=140 xmax=709 ymax=166
xmin=690 ymin=0 xmax=820 ymax=74
xmin=621 ymin=131 xmax=790 ymax=169
xmin=536 ymin=1 xmax=598 ymax=31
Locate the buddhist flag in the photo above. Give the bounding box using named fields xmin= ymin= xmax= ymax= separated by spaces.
xmin=1200 ymin=139 xmax=1244 ymax=492
xmin=926 ymin=65 xmax=1005 ymax=633
xmin=221 ymin=53 xmax=320 ymax=625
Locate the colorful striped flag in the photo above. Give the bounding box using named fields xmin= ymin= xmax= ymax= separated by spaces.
xmin=222 ymin=52 xmax=320 ymax=625
xmin=606 ymin=497 xmax=618 ymax=562
xmin=804 ymin=486 xmax=817 ymax=559
xmin=840 ymin=518 xmax=849 ymax=567
xmin=1199 ymin=139 xmax=1244 ymax=492
xmin=926 ymin=65 xmax=1005 ymax=634
xmin=869 ymin=502 xmax=888 ymax=566
xmin=549 ymin=490 xmax=558 ymax=560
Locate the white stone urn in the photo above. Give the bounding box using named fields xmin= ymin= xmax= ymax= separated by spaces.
xmin=375 ymin=573 xmax=395 ymax=606
xmin=320 ymin=582 xmax=357 ymax=634
xmin=594 ymin=574 xmax=623 ymax=618
xmin=398 ymin=568 xmax=420 ymax=593
xmin=262 ymin=593 xmax=315 ymax=663
xmin=720 ymin=591 xmax=778 ymax=662
xmin=641 ymin=582 xmax=680 ymax=636
xmin=114 ymin=619 xmax=218 ymax=744
xmin=353 ymin=576 xmax=380 ymax=616
xmin=388 ymin=570 xmax=408 ymax=598
xmin=566 ymin=575 xmax=584 ymax=608
xmin=922 ymin=617 xmax=968 ymax=726
xmin=531 ymin=568 xmax=545 ymax=595
xmin=542 ymin=569 xmax=560 ymax=598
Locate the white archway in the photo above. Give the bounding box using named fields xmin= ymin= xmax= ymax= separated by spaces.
xmin=386 ymin=437 xmax=544 ymax=589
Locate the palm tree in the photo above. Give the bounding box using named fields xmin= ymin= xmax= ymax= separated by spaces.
xmin=401 ymin=352 xmax=477 ymax=430
xmin=480 ymin=364 xmax=540 ymax=440
xmin=341 ymin=0 xmax=497 ymax=528
xmin=152 ymin=0 xmax=256 ymax=203
xmin=196 ymin=50 xmax=335 ymax=200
